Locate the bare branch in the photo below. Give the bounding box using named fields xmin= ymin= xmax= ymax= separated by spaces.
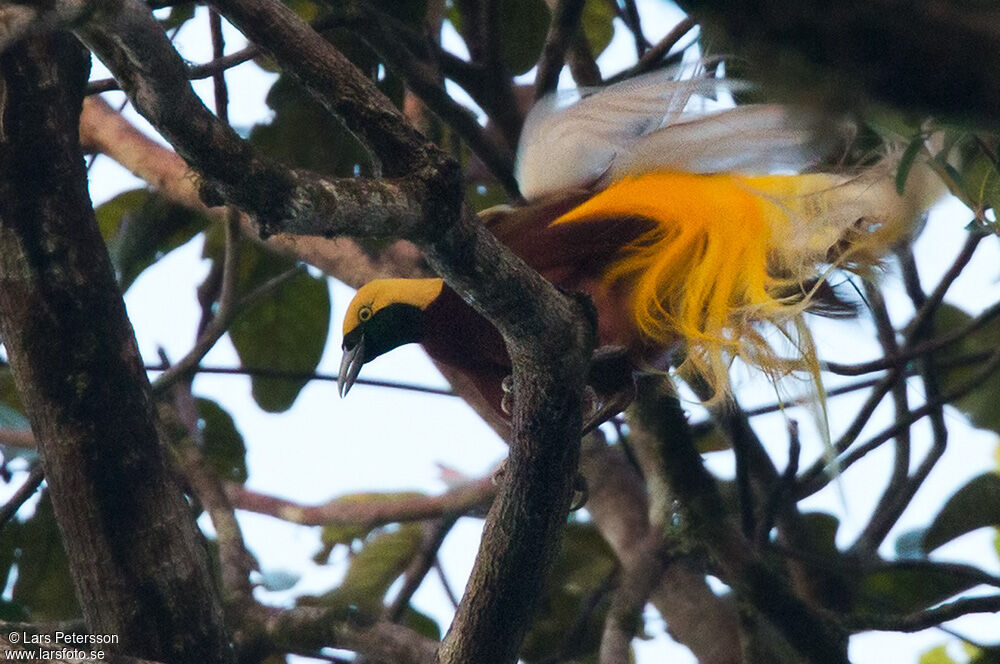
xmin=579 ymin=433 xmax=742 ymax=664
xmin=598 ymin=533 xmax=672 ymax=664
xmin=842 ymin=595 xmax=1000 ymax=632
xmin=606 ymin=16 xmax=697 ymax=83
xmin=225 ymin=476 xmax=496 ymax=527
xmin=534 ymin=0 xmax=587 ymax=99
xmin=799 ymin=346 xmax=1000 ymax=497
xmin=259 ymin=608 xmax=438 ymax=664
xmin=630 ymin=375 xmax=849 ymax=664
xmin=78 ymin=96 xmax=427 ymax=286
xmin=0 ymin=32 xmax=231 ymax=663
xmin=87 ymin=44 xmax=261 ymax=94
xmin=0 ymin=2 xmax=88 ymax=52
xmin=0 ymin=463 xmax=44 ymax=528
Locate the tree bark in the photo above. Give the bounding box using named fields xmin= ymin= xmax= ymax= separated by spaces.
xmin=0 ymin=33 xmax=232 ymax=664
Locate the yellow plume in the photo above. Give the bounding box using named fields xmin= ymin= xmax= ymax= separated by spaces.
xmin=551 ymin=163 xmax=942 ymax=394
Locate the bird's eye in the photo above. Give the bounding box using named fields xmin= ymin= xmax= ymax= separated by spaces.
xmin=358 ymin=306 xmax=373 ymax=322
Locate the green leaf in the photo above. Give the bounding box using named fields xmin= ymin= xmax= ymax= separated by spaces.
xmin=446 ymin=1 xmax=549 ymax=75
xmin=0 ymin=366 xmax=24 ymax=417
xmin=369 ymin=0 xmax=426 ymax=25
xmin=961 ymin=153 xmax=1000 ymax=215
xmin=931 ymin=303 xmax=1000 ymax=434
xmin=690 ymin=421 xmax=731 ymax=453
xmin=794 ymin=512 xmax=853 ymax=611
xmin=465 ymin=180 xmax=509 ymax=214
xmin=160 ymin=3 xmax=195 ymax=30
xmin=581 ymin=0 xmax=615 ymax=59
xmin=250 ymin=75 xmax=374 ymax=177
xmin=284 ymin=0 xmax=319 ymax=22
xmin=500 ymin=0 xmax=551 ymax=75
xmin=95 ymin=189 xmax=208 ymax=290
xmin=969 ymin=645 xmax=1000 ymax=664
xmin=221 ymin=239 xmax=331 ymax=413
xmin=0 ymin=599 xmax=28 ymax=621
xmin=400 ymin=605 xmax=441 ymax=641
xmin=521 ymin=523 xmax=617 ymax=663
xmin=919 ymin=645 xmax=957 ymax=664
xmin=923 ymin=473 xmax=1000 ymax=552
xmin=314 ymin=491 xmax=425 ymax=562
xmin=196 ymin=399 xmax=248 ymax=483
xmin=855 ymin=564 xmax=979 ymax=615
xmin=896 ymin=135 xmax=926 ymax=195
xmin=309 ymin=524 xmax=424 ymax=614
xmin=8 ymin=492 xmax=80 ymax=620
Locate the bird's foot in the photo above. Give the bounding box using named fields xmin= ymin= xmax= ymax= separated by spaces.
xmin=500 ymin=374 xmax=515 ymax=416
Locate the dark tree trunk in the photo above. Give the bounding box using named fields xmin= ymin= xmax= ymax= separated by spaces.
xmin=0 ymin=33 xmax=232 ymax=664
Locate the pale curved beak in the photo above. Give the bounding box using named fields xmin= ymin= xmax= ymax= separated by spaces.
xmin=337 ymin=335 xmax=366 ymax=398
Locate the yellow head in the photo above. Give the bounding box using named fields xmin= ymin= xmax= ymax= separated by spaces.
xmin=338 ymin=278 xmax=444 ymax=396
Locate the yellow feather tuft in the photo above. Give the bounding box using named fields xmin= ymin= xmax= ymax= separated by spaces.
xmin=552 ymin=167 xmax=936 ymax=395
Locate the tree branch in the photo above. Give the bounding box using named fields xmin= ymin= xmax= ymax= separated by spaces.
xmin=534 ymin=0 xmax=587 ymax=99
xmin=629 ymin=375 xmax=849 ymax=664
xmin=225 ymin=476 xmax=496 ymax=527
xmin=78 ymin=95 xmax=427 ymax=286
xmin=0 ymin=463 xmax=44 ymax=528
xmin=0 ymin=31 xmax=231 ymax=664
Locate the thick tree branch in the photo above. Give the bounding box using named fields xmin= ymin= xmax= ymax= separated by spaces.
xmin=579 ymin=435 xmax=742 ymax=664
xmin=629 ymin=375 xmax=849 ymax=664
xmin=46 ymin=3 xmax=599 ymax=661
xmin=0 ymin=32 xmax=231 ymax=664
xmin=74 ymin=3 xmax=431 ymax=242
xmin=78 ymin=96 xmax=427 ymax=286
xmin=259 ymin=608 xmax=438 ymax=664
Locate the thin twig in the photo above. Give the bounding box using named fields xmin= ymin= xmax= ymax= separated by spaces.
xmin=798 ymin=234 xmax=990 ymax=492
xmin=799 ymin=346 xmax=1000 ymax=497
xmin=902 ymin=231 xmax=985 ymax=340
xmin=350 ymin=4 xmax=521 ymax=196
xmin=385 ymin=517 xmax=457 ymax=622
xmin=756 ymin=420 xmax=799 ymax=548
xmin=598 ymin=533 xmax=671 ymax=664
xmin=606 ymin=16 xmax=696 ymax=84
xmin=849 ymin=283 xmax=912 ymax=556
xmin=87 ymin=44 xmax=261 ymax=95
xmin=0 ymin=463 xmax=44 ymax=528
xmin=433 ymin=558 xmax=460 ymax=610
xmin=534 ymin=0 xmax=587 ymax=99
xmin=208 ymin=8 xmax=230 ymax=124
xmin=619 ymin=0 xmax=649 ymax=58
xmin=841 ymin=595 xmax=1000 ymax=632
xmin=153 ymin=262 xmax=307 ymax=395
xmin=148 ymin=363 xmax=456 ymax=396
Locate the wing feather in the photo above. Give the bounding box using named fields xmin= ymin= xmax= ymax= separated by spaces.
xmin=516 ymin=70 xmax=831 ymax=200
